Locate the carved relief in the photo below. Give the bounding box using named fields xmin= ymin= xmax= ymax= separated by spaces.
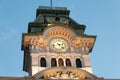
xmin=34 ymin=67 xmax=97 ymax=80
xmin=43 ymin=71 xmax=86 ymax=79
xmin=72 ymin=38 xmax=95 ymax=53
xmin=43 ymin=25 xmax=76 ymax=42
xmin=23 ymin=36 xmax=46 ymax=51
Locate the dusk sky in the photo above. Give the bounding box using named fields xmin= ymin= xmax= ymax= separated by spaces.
xmin=0 ymin=0 xmax=120 ymax=78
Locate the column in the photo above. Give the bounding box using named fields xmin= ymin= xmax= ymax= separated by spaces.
xmin=63 ymin=58 xmax=66 ymax=67
xmin=71 ymin=56 xmax=76 ymax=68
xmin=47 ymin=55 xmax=51 ymax=68
xmin=56 ymin=58 xmax=59 ymax=67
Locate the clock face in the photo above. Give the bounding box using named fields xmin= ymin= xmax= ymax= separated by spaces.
xmin=49 ymin=38 xmax=69 ymax=53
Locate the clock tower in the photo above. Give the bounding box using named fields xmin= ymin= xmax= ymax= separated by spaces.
xmin=21 ymin=6 xmax=100 ymax=80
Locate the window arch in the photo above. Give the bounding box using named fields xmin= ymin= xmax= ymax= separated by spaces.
xmin=66 ymin=58 xmax=71 ymax=66
xmin=40 ymin=58 xmax=46 ymax=67
xmin=55 ymin=17 xmax=60 ymax=21
xmin=76 ymin=58 xmax=82 ymax=68
xmin=58 ymin=58 xmax=64 ymax=66
xmin=51 ymin=58 xmax=57 ymax=67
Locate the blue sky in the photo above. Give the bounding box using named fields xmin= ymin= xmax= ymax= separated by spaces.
xmin=0 ymin=0 xmax=120 ymax=78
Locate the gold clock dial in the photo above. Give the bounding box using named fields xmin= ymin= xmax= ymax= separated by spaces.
xmin=49 ymin=38 xmax=69 ymax=53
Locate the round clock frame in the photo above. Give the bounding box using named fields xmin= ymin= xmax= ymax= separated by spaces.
xmin=49 ymin=37 xmax=69 ymax=53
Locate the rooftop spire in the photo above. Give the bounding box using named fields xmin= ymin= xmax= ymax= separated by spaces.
xmin=50 ymin=0 xmax=53 ymax=9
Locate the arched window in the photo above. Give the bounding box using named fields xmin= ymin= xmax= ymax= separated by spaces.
xmin=76 ymin=58 xmax=82 ymax=68
xmin=55 ymin=17 xmax=60 ymax=21
xmin=51 ymin=58 xmax=57 ymax=67
xmin=40 ymin=58 xmax=46 ymax=67
xmin=58 ymin=58 xmax=64 ymax=66
xmin=66 ymin=58 xmax=71 ymax=66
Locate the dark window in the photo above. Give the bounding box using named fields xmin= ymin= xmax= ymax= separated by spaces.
xmin=51 ymin=58 xmax=57 ymax=67
xmin=40 ymin=58 xmax=46 ymax=67
xmin=58 ymin=58 xmax=64 ymax=66
xmin=76 ymin=58 xmax=82 ymax=68
xmin=55 ymin=17 xmax=60 ymax=21
xmin=66 ymin=58 xmax=71 ymax=66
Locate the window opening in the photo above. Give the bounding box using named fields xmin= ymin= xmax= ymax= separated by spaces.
xmin=58 ymin=58 xmax=64 ymax=66
xmin=51 ymin=58 xmax=57 ymax=67
xmin=66 ymin=58 xmax=71 ymax=66
xmin=76 ymin=58 xmax=82 ymax=68
xmin=40 ymin=58 xmax=46 ymax=67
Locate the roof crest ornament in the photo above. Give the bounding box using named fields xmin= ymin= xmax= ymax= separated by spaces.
xmin=50 ymin=0 xmax=53 ymax=9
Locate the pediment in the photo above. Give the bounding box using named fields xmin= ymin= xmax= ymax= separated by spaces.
xmin=33 ymin=67 xmax=98 ymax=80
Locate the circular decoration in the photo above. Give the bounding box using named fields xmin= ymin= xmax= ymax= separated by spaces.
xmin=49 ymin=38 xmax=69 ymax=53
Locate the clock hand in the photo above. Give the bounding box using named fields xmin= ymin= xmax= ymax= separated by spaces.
xmin=57 ymin=43 xmax=61 ymax=46
xmin=61 ymin=46 xmax=64 ymax=49
xmin=57 ymin=43 xmax=65 ymax=49
xmin=56 ymin=43 xmax=63 ymax=49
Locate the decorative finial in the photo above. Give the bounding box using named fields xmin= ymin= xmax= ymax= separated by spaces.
xmin=50 ymin=0 xmax=53 ymax=9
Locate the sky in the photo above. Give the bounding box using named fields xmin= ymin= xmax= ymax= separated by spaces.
xmin=0 ymin=0 xmax=120 ymax=79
